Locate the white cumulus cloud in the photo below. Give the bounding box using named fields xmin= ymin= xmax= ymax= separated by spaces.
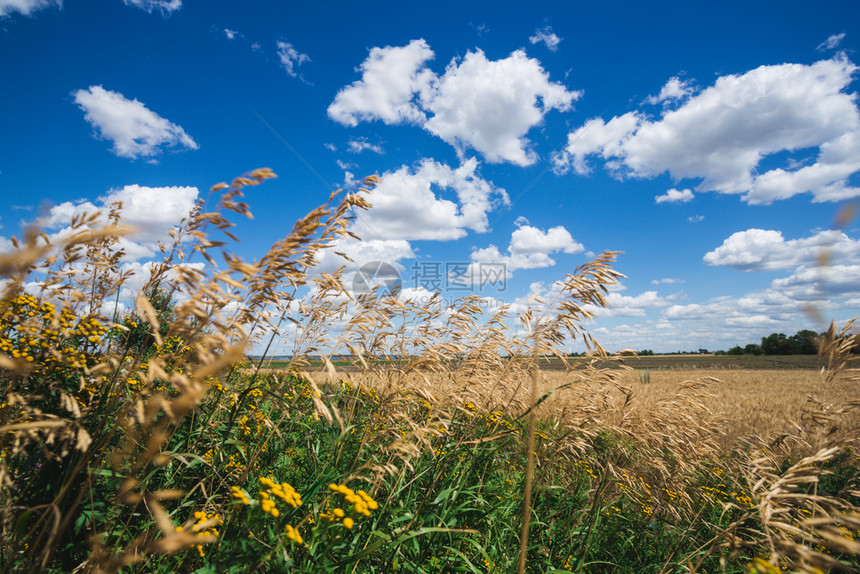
xmin=347 ymin=137 xmax=384 ymax=154
xmin=554 ymin=56 xmax=860 ymax=204
xmin=469 ymin=224 xmax=583 ymax=279
xmin=327 ymin=39 xmax=435 ymax=127
xmin=73 ymin=86 xmax=198 ymax=161
xmin=646 ymin=76 xmax=694 ymax=105
xmin=37 ymin=184 xmax=199 ymax=261
xmin=422 ymin=48 xmax=579 ymax=165
xmin=552 ymin=112 xmax=640 ymax=175
xmin=276 ymin=41 xmax=310 ymax=78
xmin=603 ymin=290 xmax=669 ymax=317
xmin=351 ymin=158 xmax=509 ymax=242
xmin=703 ymin=228 xmax=860 ymax=271
xmin=529 ymin=26 xmax=562 ymax=51
xmin=312 ymin=236 xmax=415 ymax=275
xmin=122 ymin=0 xmax=181 ymax=15
xmin=0 ymin=0 xmax=59 ymax=17
xmin=329 ymin=40 xmax=580 ymax=166
xmin=771 ymin=264 xmax=860 ymax=301
xmin=817 ymin=32 xmax=846 ymax=52
xmin=655 ymin=188 xmax=693 ymax=203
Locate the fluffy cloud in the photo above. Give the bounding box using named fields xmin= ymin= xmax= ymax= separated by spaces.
xmin=73 ymin=86 xmax=198 ymax=160
xmin=276 ymin=41 xmax=310 ymax=77
xmin=329 ymin=40 xmax=579 ymax=166
xmin=327 ymin=39 xmax=435 ymax=127
xmin=651 ymin=278 xmax=684 ymax=285
xmin=509 ymin=224 xmax=577 ymax=253
xmin=703 ymin=228 xmax=860 ymax=271
xmin=347 ymin=137 xmax=383 ymax=154
xmin=723 ymin=314 xmax=784 ymax=329
xmin=661 ymin=259 xmax=860 ymax=335
xmin=817 ymin=32 xmax=846 ymax=52
xmin=122 ymin=0 xmax=181 ymax=14
xmin=552 ymin=112 xmax=640 ymax=175
xmin=663 ymin=294 xmax=795 ymax=323
xmin=602 ymin=290 xmax=669 ymax=317
xmin=312 ymin=236 xmax=415 ymax=275
xmin=0 ymin=235 xmax=14 ymax=254
xmin=471 ymin=223 xmax=583 ymax=272
xmin=0 ymin=0 xmax=59 ymax=17
xmin=38 ymin=184 xmax=199 ymax=260
xmin=770 ymin=264 xmax=860 ymax=300
xmin=645 ymin=77 xmax=694 ymax=105
xmin=655 ymin=188 xmax=693 ymax=203
xmin=529 ymin=26 xmax=562 ymax=51
xmin=554 ymin=56 xmax=860 ymax=204
xmin=508 ymin=280 xmax=665 ymax=325
xmin=422 ymin=48 xmax=579 ymax=165
xmin=351 ymin=158 xmax=509 ymax=241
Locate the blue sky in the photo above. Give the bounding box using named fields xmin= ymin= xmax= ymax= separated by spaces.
xmin=2 ymin=0 xmax=860 ymax=353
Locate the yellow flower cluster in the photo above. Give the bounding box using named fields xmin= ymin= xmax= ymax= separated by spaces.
xmin=0 ymin=295 xmax=106 ymax=373
xmin=235 ymin=409 xmax=270 ymax=439
xmin=285 ymin=523 xmax=303 ymax=545
xmin=230 ymin=477 xmax=303 ymax=529
xmin=700 ymin=482 xmax=754 ymax=508
xmin=224 ymin=451 xmax=249 ymax=473
xmin=576 ymin=459 xmax=598 ymax=480
xmin=745 ymin=558 xmax=784 ymax=574
xmin=260 ymin=476 xmax=302 ymax=509
xmin=191 ymin=510 xmax=222 ymax=533
xmin=230 ymin=486 xmax=251 ymax=505
xmin=322 ymin=483 xmax=378 ymax=529
xmin=177 ymin=511 xmax=222 ymax=557
xmin=205 ymin=376 xmax=225 ymax=392
xmin=259 ymin=491 xmax=279 ymax=517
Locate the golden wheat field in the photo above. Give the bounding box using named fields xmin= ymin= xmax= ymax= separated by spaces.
xmin=317 ymin=366 xmax=859 ymax=456
xmin=328 ymin=366 xmax=844 ymax=422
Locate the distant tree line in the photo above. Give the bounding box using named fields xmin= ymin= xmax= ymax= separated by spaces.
xmin=567 ymin=329 xmax=859 ymax=357
xmin=723 ymin=329 xmax=820 ymax=356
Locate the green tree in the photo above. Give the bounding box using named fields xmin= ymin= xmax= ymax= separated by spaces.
xmin=791 ymin=329 xmax=819 ymax=355
xmin=761 ymin=332 xmax=796 ymax=355
xmin=744 ymin=343 xmax=763 ymax=355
